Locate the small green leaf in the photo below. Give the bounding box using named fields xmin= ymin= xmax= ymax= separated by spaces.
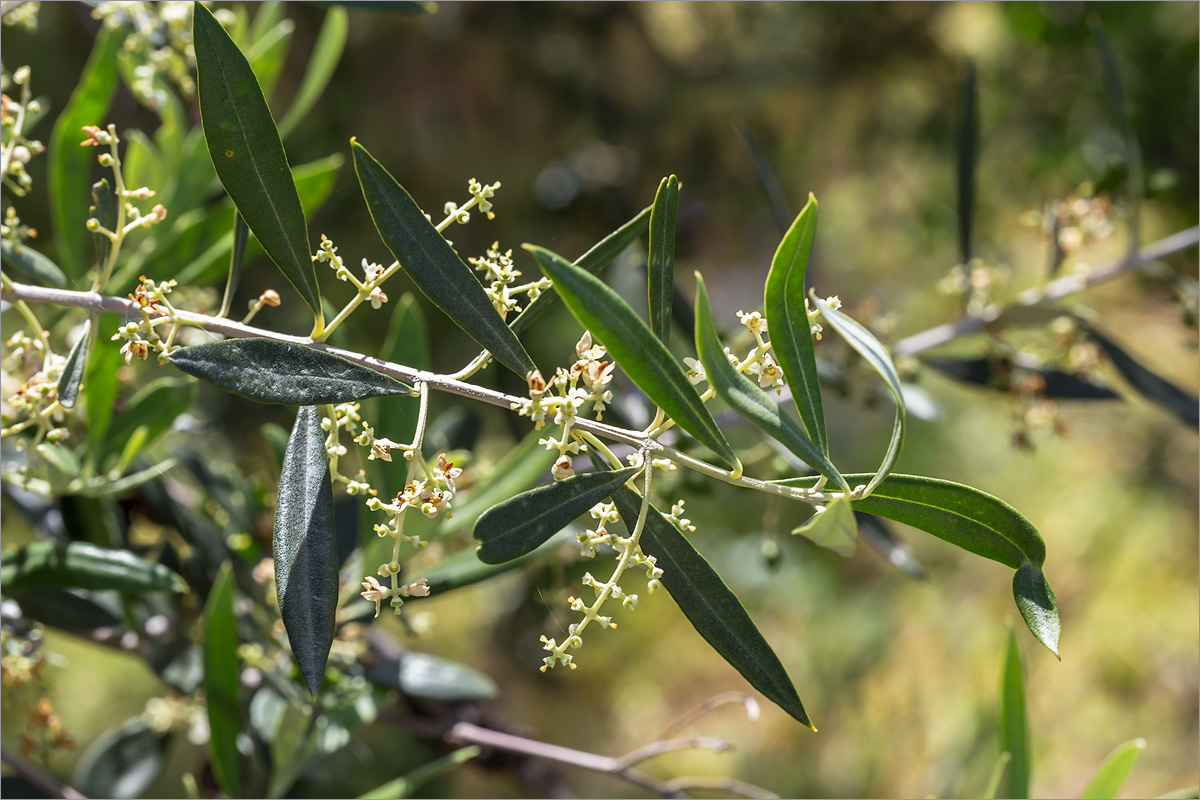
xmin=647 ymin=175 xmax=680 ymax=346
xmin=193 ymin=1 xmax=323 ymax=321
xmin=170 ymin=337 xmax=412 ymax=405
xmin=365 ymin=651 xmax=498 ymax=702
xmin=90 ymin=178 xmax=118 ymax=281
xmin=49 ymin=27 xmax=121 ymax=281
xmin=0 ymin=541 xmax=186 ymax=593
xmin=474 ymin=467 xmax=639 ymax=564
xmin=72 ymin=718 xmax=168 ymax=800
xmin=277 ymin=6 xmax=348 ymax=139
xmin=985 ymin=752 xmax=1013 ymax=800
xmin=957 ymin=60 xmax=979 ymax=265
xmin=527 ymin=244 xmax=738 ymax=470
xmin=764 ymin=195 xmax=829 ymax=455
xmin=1013 ymin=562 xmax=1061 ymax=659
xmin=792 ymin=497 xmax=858 ymax=556
xmin=1000 ymin=627 xmax=1030 ymax=799
xmin=275 ymin=406 xmax=338 ymax=697
xmin=244 ymin=17 xmax=294 ymax=100
xmin=695 ymin=273 xmax=845 ymax=489
xmin=357 ymin=746 xmax=481 ymax=800
xmin=734 ymin=120 xmax=793 ymax=235
xmin=104 ymin=377 xmax=196 ymax=461
xmin=441 ymin=427 xmax=557 ymax=536
xmin=509 ymin=205 xmax=652 ymax=334
xmin=810 ymin=293 xmax=906 ymax=493
xmin=1085 ymin=325 xmax=1198 ymax=427
xmin=5 ymin=588 xmax=121 ymax=632
xmin=0 ymin=239 xmax=67 ymax=287
xmin=220 ymin=213 xmax=250 ymax=317
xmin=351 ymin=139 xmax=536 ymax=376
xmin=607 ymin=480 xmax=814 ymax=729
xmin=204 ymin=563 xmax=242 ymax=798
xmin=1082 ymin=739 xmax=1147 ymax=800
xmin=84 ymin=321 xmax=120 ymax=465
xmin=56 ymin=319 xmax=91 ymax=409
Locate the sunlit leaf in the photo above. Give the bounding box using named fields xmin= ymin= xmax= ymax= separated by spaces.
xmin=528 ymin=244 xmax=738 ymax=470
xmin=810 ymin=293 xmax=905 ymax=493
xmin=0 ymin=541 xmax=186 ymax=593
xmin=193 ymin=1 xmax=323 ymax=320
xmin=244 ymin=17 xmax=294 ymax=100
xmin=56 ymin=319 xmax=90 ymax=409
xmin=277 ymin=6 xmax=349 ymax=138
xmin=1013 ymin=562 xmax=1060 ymax=660
xmin=792 ymin=497 xmax=858 ymax=557
xmin=474 ymin=467 xmax=639 ymax=564
xmin=90 ymin=178 xmax=117 ymax=281
xmin=0 ymin=239 xmax=67 ymax=287
xmin=170 ymin=337 xmax=412 ymax=405
xmin=1000 ymin=627 xmax=1031 ymax=799
xmin=275 ymin=406 xmax=338 ymax=696
xmin=352 ymin=140 xmax=536 ymax=375
xmin=204 ymin=563 xmax=242 ymax=798
xmin=73 ymin=718 xmax=168 ymax=800
xmin=647 ymin=175 xmax=679 ymax=346
xmin=764 ymin=196 xmax=829 ymax=456
xmin=1085 ymin=325 xmax=1198 ymax=427
xmin=695 ymin=273 xmax=846 ymax=488
xmin=1082 ymin=738 xmax=1147 ymax=799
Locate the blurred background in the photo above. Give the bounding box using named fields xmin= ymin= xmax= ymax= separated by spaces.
xmin=2 ymin=2 xmax=1197 ymax=797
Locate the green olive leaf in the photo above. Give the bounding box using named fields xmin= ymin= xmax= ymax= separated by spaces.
xmin=0 ymin=541 xmax=186 ymax=593
xmin=792 ymin=497 xmax=858 ymax=557
xmin=57 ymin=319 xmax=91 ymax=409
xmin=0 ymin=239 xmax=68 ymax=288
xmin=999 ymin=626 xmax=1031 ymax=799
xmin=1080 ymin=738 xmax=1146 ymax=800
xmin=204 ymin=563 xmax=243 ymax=798
xmin=647 ymin=175 xmax=680 ymax=346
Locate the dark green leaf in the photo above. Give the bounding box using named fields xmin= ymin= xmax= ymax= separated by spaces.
xmin=857 ymin=512 xmax=926 ymax=581
xmin=811 ymin=293 xmax=905 ymax=493
xmin=924 ymin=355 xmax=1120 ymax=401
xmin=440 ymin=427 xmax=558 ymax=536
xmin=204 ymin=563 xmax=243 ymax=798
xmin=48 ymin=27 xmax=121 ymax=281
xmin=734 ymin=120 xmax=793 ymax=235
xmin=474 ymin=467 xmax=639 ymax=564
xmin=647 ymin=175 xmax=679 ymax=346
xmin=104 ymin=377 xmax=196 ymax=461
xmin=1081 ymin=738 xmax=1146 ymax=799
xmin=352 ymin=139 xmax=536 ymax=376
xmin=73 ymin=718 xmax=168 ymax=800
xmin=509 ymin=205 xmax=652 ymax=334
xmin=1013 ymin=562 xmax=1060 ymax=659
xmin=695 ymin=273 xmax=846 ymax=489
xmin=1085 ymin=326 xmax=1198 ymax=427
xmin=528 ymin=244 xmax=738 ymax=470
xmin=792 ymin=497 xmax=858 ymax=556
xmin=365 ymin=651 xmax=498 ymax=701
xmin=6 ymin=588 xmax=121 ymax=631
xmin=221 ymin=213 xmax=250 ymax=317
xmin=56 ymin=319 xmax=90 ymax=409
xmin=607 ymin=480 xmax=814 ymax=729
xmin=957 ymin=60 xmax=978 ymax=264
xmin=0 ymin=239 xmax=67 ymax=287
xmin=275 ymin=405 xmax=337 ymax=696
xmin=1000 ymin=627 xmax=1030 ymax=799
xmin=277 ymin=6 xmax=349 ymax=139
xmin=764 ymin=195 xmax=829 ymax=456
xmin=90 ymin=178 xmax=118 ymax=281
xmin=170 ymin=337 xmax=412 ymax=405
xmin=357 ymin=746 xmax=481 ymax=800
xmin=0 ymin=540 xmax=186 ymax=593
xmin=193 ymin=1 xmax=323 ymax=320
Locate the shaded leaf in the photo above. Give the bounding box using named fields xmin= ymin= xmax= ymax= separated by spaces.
xmin=734 ymin=119 xmax=793 ymax=235
xmin=170 ymin=337 xmax=412 ymax=405
xmin=194 ymin=1 xmax=323 ymax=320
xmin=244 ymin=16 xmax=294 ymax=100
xmin=48 ymin=28 xmax=121 ymax=281
xmin=695 ymin=273 xmax=845 ymax=489
xmin=647 ymin=175 xmax=680 ymax=346
xmin=1085 ymin=326 xmax=1198 ymax=427
xmin=418 ymin=546 xmax=546 ymax=597
xmin=0 ymin=541 xmax=186 ymax=593
xmin=764 ymin=196 xmax=829 ymax=455
xmin=357 ymin=746 xmax=480 ymax=800
xmin=1082 ymin=739 xmax=1147 ymax=799
xmin=1000 ymin=627 xmax=1031 ymax=799
xmin=924 ymin=355 xmax=1120 ymax=401
xmin=275 ymin=406 xmax=338 ymax=696
xmin=277 ymin=6 xmax=349 ymax=138
xmin=528 ymin=244 xmax=738 ymax=470
xmin=56 ymin=319 xmax=90 ymax=409
xmin=474 ymin=467 xmax=639 ymax=564
xmin=441 ymin=427 xmax=557 ymax=536
xmin=6 ymin=587 xmax=121 ymax=631
xmin=857 ymin=512 xmax=926 ymax=581
xmin=509 ymin=205 xmax=652 ymax=334
xmin=352 ymin=139 xmax=535 ymax=376
xmin=792 ymin=497 xmax=858 ymax=557
xmin=0 ymin=239 xmax=67 ymax=287
xmin=104 ymin=377 xmax=196 ymax=461
xmin=90 ymin=178 xmax=118 ymax=281
xmin=73 ymin=718 xmax=168 ymax=800
xmin=957 ymin=60 xmax=978 ymax=264
xmin=606 ymin=479 xmax=813 ymax=729
xmin=220 ymin=213 xmax=250 ymax=317
xmin=204 ymin=563 xmax=242 ymax=798
xmin=365 ymin=651 xmax=498 ymax=702
xmin=811 ymin=293 xmax=905 ymax=493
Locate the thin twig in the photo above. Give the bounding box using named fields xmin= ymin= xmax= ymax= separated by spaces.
xmin=0 ymin=748 xmax=88 ymax=799
xmin=657 ymin=691 xmax=760 ymax=742
xmin=615 ymin=736 xmax=732 ymax=770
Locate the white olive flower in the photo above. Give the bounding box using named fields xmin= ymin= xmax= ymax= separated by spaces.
xmin=360 ymin=576 xmax=390 ymax=618
xmin=683 ymin=357 xmax=706 ymax=385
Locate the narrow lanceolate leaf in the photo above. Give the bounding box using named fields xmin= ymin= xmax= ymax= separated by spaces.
xmin=695 ymin=274 xmax=846 ymax=489
xmin=73 ymin=718 xmax=168 ymax=800
xmin=274 ymin=406 xmax=338 ymax=697
xmin=607 ymin=482 xmax=814 ymax=729
xmin=204 ymin=563 xmax=242 ymax=798
xmin=0 ymin=541 xmax=186 ymax=593
xmin=220 ymin=213 xmax=250 ymax=318
xmin=528 ymin=244 xmax=739 ymax=470
xmin=510 ymin=206 xmax=652 ymax=335
xmin=276 ymin=5 xmax=348 ymax=139
xmin=103 ymin=377 xmax=196 ymax=460
xmin=473 ymin=467 xmax=639 ymax=564
xmin=811 ymin=293 xmax=906 ymax=493
xmin=957 ymin=60 xmax=979 ymax=265
xmin=170 ymin=337 xmax=412 ymax=405
xmin=764 ymin=196 xmax=829 ymax=456
xmin=857 ymin=512 xmax=926 ymax=581
xmin=792 ymin=496 xmax=858 ymax=556
xmin=1000 ymin=627 xmax=1031 ymax=799
xmin=90 ymin=179 xmax=118 ymax=279
xmin=442 ymin=427 xmax=557 ymax=536
xmin=84 ymin=315 xmax=121 ymax=462
xmin=1084 ymin=325 xmax=1199 ymax=427
xmin=647 ymin=175 xmax=680 ymax=346
xmin=734 ymin=120 xmax=793 ymax=235
xmin=351 ymin=140 xmax=536 ymax=376
xmin=193 ymin=1 xmax=323 ymax=320
xmin=1081 ymin=739 xmax=1146 ymax=799
xmin=57 ymin=319 xmax=91 ymax=409
xmin=778 ymin=472 xmax=1059 ymax=655
xmin=0 ymin=239 xmax=67 ymax=287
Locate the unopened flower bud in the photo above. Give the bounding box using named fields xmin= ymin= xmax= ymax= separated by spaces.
xmin=259 ymin=289 xmax=281 ymax=307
